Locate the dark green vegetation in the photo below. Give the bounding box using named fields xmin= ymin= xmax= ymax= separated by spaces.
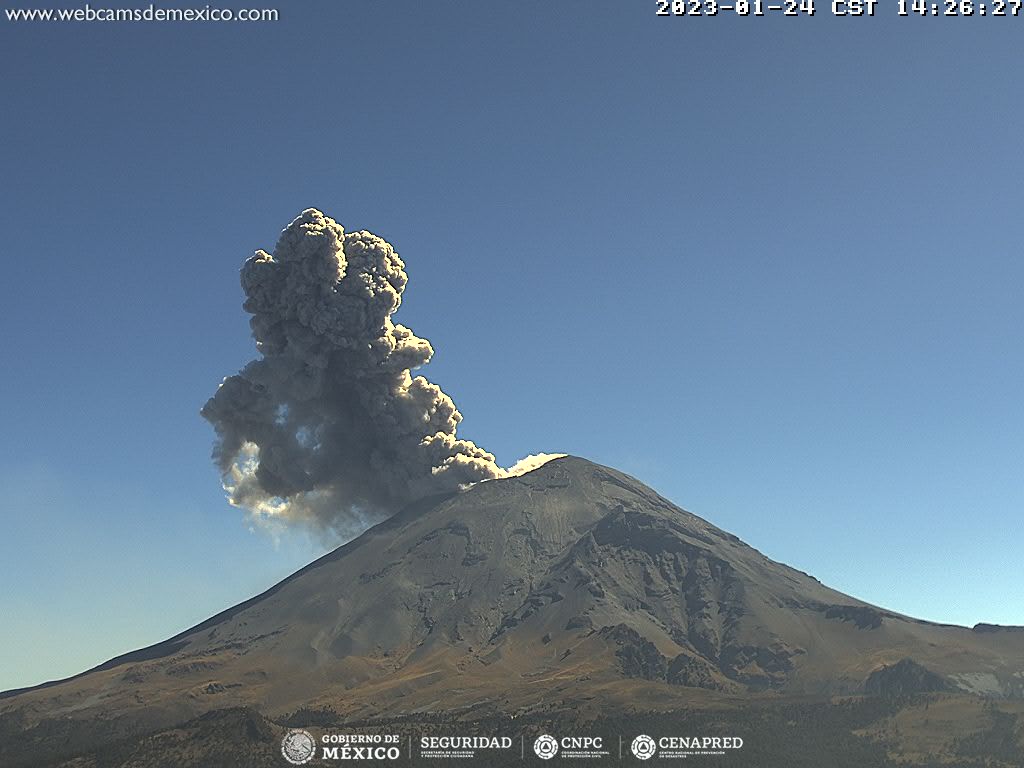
xmin=2 ymin=694 xmax=1022 ymax=768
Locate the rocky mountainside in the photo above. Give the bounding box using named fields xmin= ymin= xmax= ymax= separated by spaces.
xmin=3 ymin=457 xmax=1022 ymax=750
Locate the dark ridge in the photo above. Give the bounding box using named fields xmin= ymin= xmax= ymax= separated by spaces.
xmin=973 ymin=623 xmax=1024 ymax=633
xmin=864 ymin=658 xmax=952 ymax=696
xmin=600 ymin=624 xmax=667 ymax=681
xmin=824 ymin=604 xmax=885 ymax=630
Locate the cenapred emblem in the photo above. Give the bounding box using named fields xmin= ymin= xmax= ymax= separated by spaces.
xmin=281 ymin=728 xmax=316 ymax=765
xmin=534 ymin=734 xmax=559 ymax=760
xmin=631 ymin=734 xmax=657 ymax=760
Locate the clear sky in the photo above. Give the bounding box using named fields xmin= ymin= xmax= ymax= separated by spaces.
xmin=1 ymin=2 xmax=1021 ymax=693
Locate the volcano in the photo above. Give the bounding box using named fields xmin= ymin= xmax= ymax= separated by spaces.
xmin=3 ymin=457 xmax=1023 ymax=766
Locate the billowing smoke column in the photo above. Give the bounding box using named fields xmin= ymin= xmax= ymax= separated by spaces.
xmin=202 ymin=209 xmax=561 ymax=538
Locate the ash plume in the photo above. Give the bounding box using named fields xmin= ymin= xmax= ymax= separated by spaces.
xmin=202 ymin=209 xmax=560 ymax=538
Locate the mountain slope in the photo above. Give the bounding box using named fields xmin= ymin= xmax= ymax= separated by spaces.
xmin=3 ymin=457 xmax=1022 ymax=736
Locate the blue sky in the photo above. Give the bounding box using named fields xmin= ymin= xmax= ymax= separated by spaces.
xmin=1 ymin=2 xmax=1021 ymax=692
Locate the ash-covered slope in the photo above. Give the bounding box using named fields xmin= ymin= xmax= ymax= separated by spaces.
xmin=4 ymin=457 xmax=1023 ymax=733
